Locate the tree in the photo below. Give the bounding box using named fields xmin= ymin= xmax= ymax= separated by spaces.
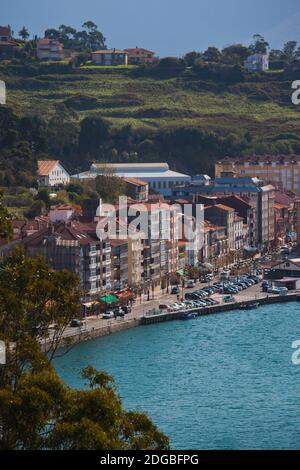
xmin=221 ymin=44 xmax=249 ymax=65
xmin=24 ymin=200 xmax=45 ymax=219
xmin=94 ymin=172 xmax=127 ymax=203
xmin=18 ymin=26 xmax=29 ymax=41
xmin=0 ymin=252 xmax=169 ymax=450
xmin=79 ymin=117 xmax=110 ymax=155
xmin=282 ymin=41 xmax=298 ymax=63
xmin=184 ymin=51 xmax=202 ymax=66
xmin=0 ymin=192 xmax=12 ymax=242
xmin=81 ymin=21 xmax=106 ymax=51
xmin=44 ymin=28 xmax=60 ymax=40
xmin=37 ymin=187 xmax=50 ymax=205
xmin=249 ymin=34 xmax=269 ymax=54
xmin=202 ymin=46 xmax=222 ymax=63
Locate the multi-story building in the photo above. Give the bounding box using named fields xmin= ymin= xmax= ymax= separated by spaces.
xmin=127 ymin=233 xmax=143 ymax=288
xmin=295 ymin=200 xmax=300 ymax=251
xmin=36 ymin=38 xmax=64 ymax=60
xmin=244 ymin=54 xmax=269 ymax=72
xmin=123 ymin=177 xmax=149 ymax=201
xmin=215 ymin=155 xmax=300 ymax=195
xmin=92 ymin=49 xmax=128 ymax=66
xmin=38 ymin=160 xmax=70 ymax=187
xmin=201 ymin=221 xmax=229 ymax=269
xmin=124 ymin=47 xmax=157 ymax=65
xmin=22 ymin=221 xmax=111 ymax=297
xmin=233 ymin=214 xmax=244 ymax=251
xmin=110 ymin=240 xmax=129 ymax=291
xmin=173 ymin=177 xmax=275 ymax=248
xmin=205 ymin=204 xmax=235 ymax=250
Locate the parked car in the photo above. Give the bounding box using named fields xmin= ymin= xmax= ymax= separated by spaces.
xmin=70 ymin=319 xmax=83 ymax=328
xmin=267 ymin=287 xmax=281 ymax=294
xmin=102 ymin=311 xmax=115 ymax=320
xmin=223 ymin=295 xmax=235 ymax=303
xmin=159 ymin=304 xmax=171 ymax=311
xmin=278 ymin=287 xmax=288 ymax=296
xmin=171 ymin=303 xmax=181 ymax=310
xmin=186 ymin=280 xmax=196 ymax=288
xmin=171 ymin=286 xmax=180 ymax=295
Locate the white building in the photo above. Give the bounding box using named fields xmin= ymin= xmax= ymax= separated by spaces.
xmin=72 ymin=162 xmax=191 ymax=197
xmin=38 ymin=160 xmax=70 ymax=187
xmin=49 ymin=204 xmax=75 ymax=223
xmin=244 ymin=54 xmax=269 ymax=72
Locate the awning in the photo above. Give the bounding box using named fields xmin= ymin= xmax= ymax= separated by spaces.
xmin=83 ymin=301 xmax=99 ymax=308
xmin=176 ymin=269 xmax=184 ymax=276
xmin=99 ymin=294 xmax=119 ymax=305
xmin=116 ymin=289 xmax=133 ymax=300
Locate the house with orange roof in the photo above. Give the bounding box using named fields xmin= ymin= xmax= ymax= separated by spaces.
xmin=36 ymin=38 xmax=64 ymax=61
xmin=124 ymin=47 xmax=157 ymax=65
xmin=0 ymin=25 xmax=19 ymax=58
xmin=37 ymin=160 xmax=70 ymax=187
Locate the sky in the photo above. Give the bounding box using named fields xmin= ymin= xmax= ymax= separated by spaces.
xmin=2 ymin=0 xmax=300 ymax=56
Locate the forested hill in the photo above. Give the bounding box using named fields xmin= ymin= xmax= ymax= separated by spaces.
xmin=1 ymin=60 xmax=300 ymax=187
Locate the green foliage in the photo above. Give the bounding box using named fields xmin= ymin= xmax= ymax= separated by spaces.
xmin=24 ymin=200 xmax=45 ymax=218
xmin=18 ymin=26 xmax=29 ymax=41
xmin=0 ymin=192 xmax=12 ymax=241
xmin=45 ymin=21 xmax=105 ymax=52
xmin=0 ymin=252 xmax=169 ymax=450
xmin=94 ymin=174 xmax=127 ymax=203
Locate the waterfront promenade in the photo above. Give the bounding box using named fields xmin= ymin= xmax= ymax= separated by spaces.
xmin=45 ymin=281 xmax=300 ymax=351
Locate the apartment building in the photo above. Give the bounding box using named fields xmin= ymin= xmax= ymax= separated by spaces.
xmin=123 ymin=177 xmax=149 ymax=202
xmin=110 ymin=240 xmax=129 ymax=291
xmin=22 ymin=221 xmax=112 ymax=297
xmin=173 ymin=177 xmax=275 ymax=248
xmin=234 ymin=215 xmax=244 ymax=251
xmin=36 ymin=38 xmax=64 ymax=60
xmin=205 ymin=204 xmax=235 ymax=250
xmin=201 ymin=222 xmax=229 ymax=269
xmin=215 ymin=156 xmax=300 ymax=195
xmin=127 ymin=233 xmax=143 ymax=288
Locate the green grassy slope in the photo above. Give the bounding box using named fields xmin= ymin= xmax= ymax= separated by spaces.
xmin=3 ymin=67 xmax=300 ymax=139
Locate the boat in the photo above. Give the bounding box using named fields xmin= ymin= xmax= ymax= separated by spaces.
xmin=181 ymin=312 xmax=198 ymax=320
xmin=245 ymin=302 xmax=260 ymax=310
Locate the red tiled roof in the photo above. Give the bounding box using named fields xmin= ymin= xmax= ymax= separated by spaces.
xmin=206 ymin=204 xmax=234 ymax=213
xmin=38 ymin=160 xmax=59 ymax=176
xmin=125 ymin=47 xmax=155 ymax=54
xmin=0 ymin=26 xmax=11 ymax=36
xmin=123 ymin=177 xmax=148 ymax=186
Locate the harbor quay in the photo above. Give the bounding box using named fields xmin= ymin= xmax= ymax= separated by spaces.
xmin=43 ymin=282 xmax=300 ymax=351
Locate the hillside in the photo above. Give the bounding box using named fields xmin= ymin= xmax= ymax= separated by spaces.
xmin=1 ymin=62 xmax=300 ymax=185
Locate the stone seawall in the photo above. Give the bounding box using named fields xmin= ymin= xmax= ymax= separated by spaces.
xmin=44 ymin=293 xmax=300 ymax=351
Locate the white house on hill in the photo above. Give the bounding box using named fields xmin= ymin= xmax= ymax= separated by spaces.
xmin=37 ymin=160 xmax=70 ymax=187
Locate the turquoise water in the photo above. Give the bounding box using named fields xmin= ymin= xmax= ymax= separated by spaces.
xmin=54 ymin=303 xmax=300 ymax=450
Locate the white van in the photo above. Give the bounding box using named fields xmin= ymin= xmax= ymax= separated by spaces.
xmin=186 ymin=280 xmax=195 ymax=288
